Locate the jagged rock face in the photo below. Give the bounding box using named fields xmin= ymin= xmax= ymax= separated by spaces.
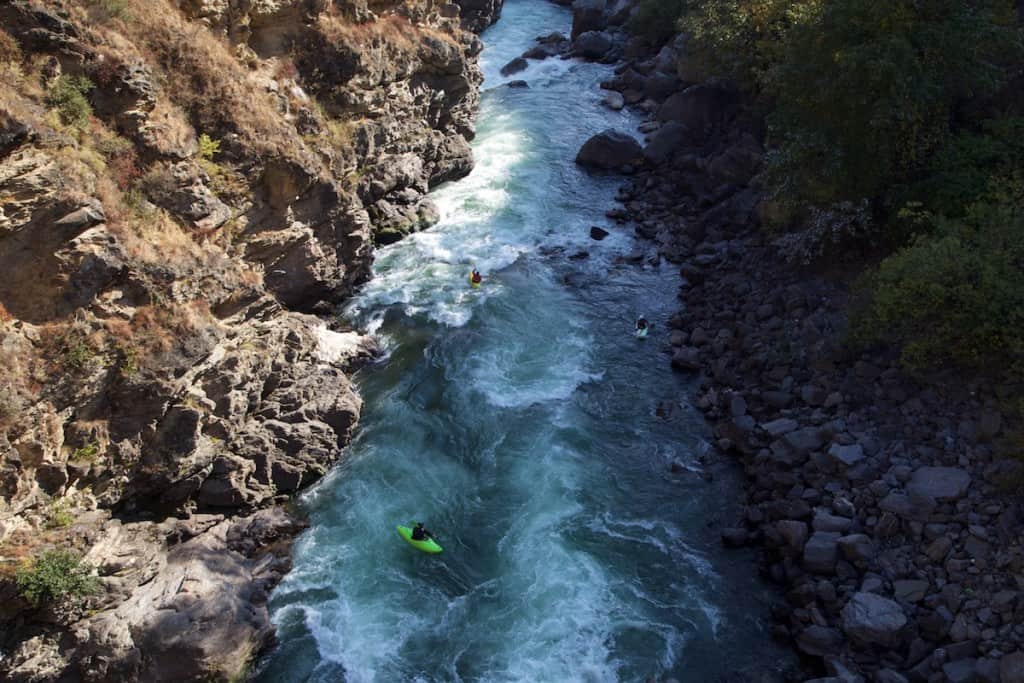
xmin=0 ymin=0 xmax=485 ymax=679
xmin=452 ymin=0 xmax=505 ymax=32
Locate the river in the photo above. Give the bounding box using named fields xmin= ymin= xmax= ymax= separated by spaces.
xmin=254 ymin=1 xmax=791 ymax=680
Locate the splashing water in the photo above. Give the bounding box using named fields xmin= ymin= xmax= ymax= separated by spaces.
xmin=255 ymin=1 xmax=793 ymax=681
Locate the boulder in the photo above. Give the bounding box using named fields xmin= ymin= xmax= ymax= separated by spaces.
xmin=812 ymin=509 xmax=853 ymax=534
xmin=837 ymin=534 xmax=873 ymax=563
xmin=603 ymin=91 xmax=625 ymax=110
xmin=706 ymin=145 xmax=762 ymax=186
xmin=761 ymin=418 xmax=798 ymax=437
xmin=589 ymin=226 xmax=609 ymax=240
xmin=825 ymin=443 xmax=865 ymax=469
xmin=776 ymin=520 xmax=808 ymax=551
xmin=803 ymin=531 xmax=841 ymax=575
xmin=571 ymin=0 xmax=606 ymax=39
xmin=841 ymin=592 xmax=907 ymax=647
xmin=575 ymin=130 xmax=641 ymax=171
xmin=642 ymin=122 xmax=689 ymax=166
xmin=500 ymin=57 xmax=528 ymax=77
xmin=942 ymin=659 xmax=978 ymax=683
xmin=892 ymin=579 xmax=929 ymax=603
xmin=671 ymin=347 xmax=701 ymax=371
xmin=797 ymin=625 xmax=844 ymax=657
xmin=907 ymin=467 xmax=971 ymax=502
xmin=656 ymin=85 xmax=738 ymax=136
xmin=1002 ymin=651 xmax=1024 ymax=683
xmin=574 ymin=31 xmax=613 ymax=60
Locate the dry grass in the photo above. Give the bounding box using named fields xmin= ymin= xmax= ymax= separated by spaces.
xmin=0 ymin=529 xmax=40 ymax=581
xmin=318 ymin=12 xmax=419 ymax=53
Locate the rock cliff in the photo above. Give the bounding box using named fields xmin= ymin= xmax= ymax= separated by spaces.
xmin=0 ymin=0 xmax=487 ymax=679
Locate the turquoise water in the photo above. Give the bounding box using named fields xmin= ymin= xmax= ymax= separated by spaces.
xmin=255 ymin=2 xmax=791 ymax=681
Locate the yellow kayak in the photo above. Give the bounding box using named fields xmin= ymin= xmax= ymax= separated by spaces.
xmin=468 ymin=271 xmax=482 ymax=288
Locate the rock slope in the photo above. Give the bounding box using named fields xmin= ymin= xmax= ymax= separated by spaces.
xmin=0 ymin=0 xmax=491 ymax=679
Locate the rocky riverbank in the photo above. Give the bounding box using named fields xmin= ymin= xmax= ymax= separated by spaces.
xmin=540 ymin=1 xmax=1024 ymax=682
xmin=0 ymin=0 xmax=501 ymax=680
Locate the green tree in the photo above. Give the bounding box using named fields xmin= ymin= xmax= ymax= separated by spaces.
xmin=16 ymin=549 xmax=100 ymax=607
xmin=765 ymin=0 xmax=1020 ymax=204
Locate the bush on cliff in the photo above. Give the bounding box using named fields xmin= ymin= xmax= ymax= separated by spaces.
xmin=48 ymin=75 xmax=94 ymax=129
xmin=627 ymin=0 xmax=688 ymax=44
xmin=764 ymin=0 xmax=1019 ymax=205
xmin=855 ymin=118 xmax=1024 ymax=374
xmin=16 ymin=549 xmax=100 ymax=607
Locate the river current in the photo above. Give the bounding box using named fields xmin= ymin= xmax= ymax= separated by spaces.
xmin=255 ymin=2 xmax=791 ymax=680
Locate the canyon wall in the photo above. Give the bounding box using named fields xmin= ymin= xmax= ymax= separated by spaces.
xmin=0 ymin=0 xmax=499 ymax=679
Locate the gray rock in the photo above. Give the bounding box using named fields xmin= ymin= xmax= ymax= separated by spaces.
xmin=879 ymin=492 xmax=934 ymax=521
xmin=841 ymin=592 xmax=907 ymax=647
xmin=826 ymin=443 xmax=865 ymax=469
xmin=908 ymin=466 xmax=971 ymax=502
xmin=500 ymin=57 xmax=529 ymax=76
xmin=777 ymin=520 xmax=809 ymax=550
xmin=571 ymin=0 xmax=606 ymax=39
xmin=782 ymin=427 xmax=826 ymax=456
xmin=603 ymin=91 xmax=625 ymax=110
xmin=641 ymin=121 xmax=689 ymax=166
xmin=574 ymin=30 xmax=612 ymax=60
xmin=804 ymin=531 xmax=841 ymax=575
xmin=893 ymin=579 xmax=929 ymax=603
xmin=797 ymin=625 xmax=844 ymax=657
xmin=838 ymin=534 xmax=874 ymax=563
xmin=999 ymin=651 xmax=1024 ymax=679
xmin=942 ymin=660 xmax=978 ymax=683
xmin=762 ymin=418 xmax=798 ymax=437
xmin=671 ymin=346 xmax=701 ymax=371
xmin=813 ymin=509 xmax=853 ymax=534
xmin=575 ymin=129 xmax=642 ymax=171
xmin=656 ymin=84 xmax=738 ymax=136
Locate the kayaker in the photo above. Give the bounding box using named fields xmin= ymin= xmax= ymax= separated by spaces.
xmin=411 ymin=522 xmax=432 ymax=541
xmin=471 ymin=269 xmax=482 ymax=285
xmin=635 ymin=315 xmax=649 ymax=332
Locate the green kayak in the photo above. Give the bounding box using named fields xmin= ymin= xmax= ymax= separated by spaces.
xmin=397 ymin=525 xmax=443 ymax=554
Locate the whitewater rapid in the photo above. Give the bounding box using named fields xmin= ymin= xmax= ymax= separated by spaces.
xmin=255 ymin=1 xmax=791 ymax=681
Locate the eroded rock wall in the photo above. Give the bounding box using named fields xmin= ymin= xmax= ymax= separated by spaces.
xmin=0 ymin=0 xmax=487 ymax=679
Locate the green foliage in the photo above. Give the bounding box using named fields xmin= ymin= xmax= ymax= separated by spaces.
xmin=197 ymin=133 xmax=221 ymax=160
xmin=903 ymin=118 xmax=1024 ymax=220
xmin=16 ymin=549 xmax=99 ymax=607
xmin=71 ymin=443 xmax=100 ymax=462
xmin=44 ymin=500 xmax=74 ymax=529
xmin=62 ymin=337 xmax=95 ymax=370
xmin=627 ymin=0 xmax=688 ymax=44
xmin=679 ymin=0 xmax=812 ymax=88
xmin=764 ymin=0 xmax=1020 ymax=204
xmin=47 ymin=75 xmax=94 ymax=129
xmin=856 ymin=202 xmax=1024 ymax=374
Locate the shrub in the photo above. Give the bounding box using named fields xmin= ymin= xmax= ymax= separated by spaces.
xmin=44 ymin=500 xmax=74 ymax=529
xmin=772 ymin=200 xmax=877 ymax=265
xmin=763 ymin=0 xmax=1020 ymax=205
xmin=48 ymin=75 xmax=94 ymax=129
xmin=16 ymin=549 xmax=99 ymax=607
xmin=71 ymin=443 xmax=100 ymax=462
xmin=198 ymin=133 xmax=221 ymax=160
xmin=856 ymin=202 xmax=1024 ymax=374
xmin=627 ymin=0 xmax=688 ymax=44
